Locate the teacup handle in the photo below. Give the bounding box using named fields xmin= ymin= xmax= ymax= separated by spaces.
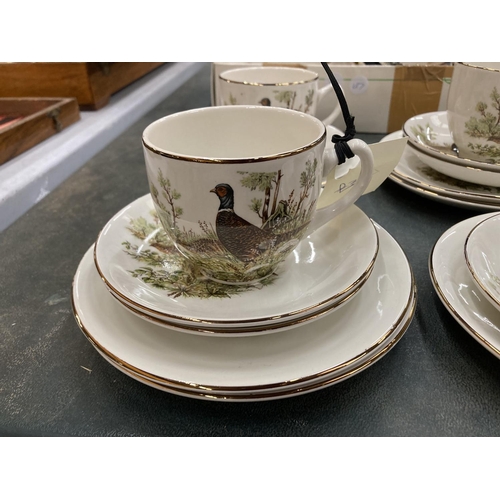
xmin=307 ymin=138 xmax=374 ymax=234
xmin=317 ymin=83 xmax=343 ymax=126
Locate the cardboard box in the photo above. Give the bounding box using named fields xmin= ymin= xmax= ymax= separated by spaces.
xmin=211 ymin=62 xmax=454 ymax=134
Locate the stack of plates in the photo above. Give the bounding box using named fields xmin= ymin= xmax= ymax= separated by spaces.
xmin=385 ymin=111 xmax=500 ymax=210
xmin=72 ymin=194 xmax=417 ymax=401
xmin=430 ymin=212 xmax=500 ymax=359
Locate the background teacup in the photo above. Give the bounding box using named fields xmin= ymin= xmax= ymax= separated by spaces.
xmin=447 ymin=62 xmax=500 ymax=164
xmin=142 ymin=105 xmax=373 ymax=285
xmin=217 ymin=66 xmax=342 ymax=126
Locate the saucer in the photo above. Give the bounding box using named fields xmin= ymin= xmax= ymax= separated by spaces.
xmin=99 ymin=283 xmax=416 ymax=399
xmin=108 ymin=266 xmax=371 ymax=336
xmin=384 ymin=132 xmax=500 ymax=211
xmin=430 ymin=212 xmax=500 ymax=359
xmin=73 ymin=222 xmax=416 ymax=400
xmin=408 ymin=142 xmax=500 ymax=188
xmin=94 ymin=194 xmax=379 ymax=328
xmin=464 ymin=213 xmax=500 ymax=311
xmin=95 ymin=303 xmax=415 ymax=401
xmin=403 ymin=111 xmax=500 ymax=171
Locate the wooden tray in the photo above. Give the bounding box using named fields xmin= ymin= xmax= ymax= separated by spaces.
xmin=0 ymin=62 xmax=164 ymax=110
xmin=0 ymin=97 xmax=80 ymax=165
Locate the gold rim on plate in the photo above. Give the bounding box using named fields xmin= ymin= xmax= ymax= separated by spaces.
xmin=93 ymin=219 xmax=380 ymax=326
xmin=388 ymin=172 xmax=500 ymax=209
xmin=91 ymin=286 xmax=417 ymax=401
xmin=107 ymin=266 xmax=372 ymax=335
xmin=393 ymin=154 xmax=500 ymax=202
xmin=403 ymin=129 xmax=500 ymax=171
xmin=429 ymin=233 xmax=500 ymax=359
xmin=464 ymin=214 xmax=500 ymax=311
xmin=72 ymin=260 xmax=415 ymax=393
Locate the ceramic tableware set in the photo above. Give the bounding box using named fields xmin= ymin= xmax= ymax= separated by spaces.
xmin=376 ymin=62 xmax=500 ymax=359
xmin=386 ymin=63 xmax=500 ymax=211
xmin=430 ymin=211 xmax=500 ymax=360
xmin=72 ymin=69 xmax=417 ymax=402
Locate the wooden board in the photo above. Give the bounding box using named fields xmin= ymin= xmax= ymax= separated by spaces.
xmin=0 ymin=97 xmax=80 ymax=165
xmin=0 ymin=63 xmax=165 ymax=110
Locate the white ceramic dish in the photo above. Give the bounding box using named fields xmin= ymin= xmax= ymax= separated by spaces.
xmin=94 ymin=194 xmax=378 ymax=328
xmin=408 ymin=142 xmax=500 ymax=188
xmin=430 ymin=213 xmax=500 ymax=360
xmin=387 ymin=134 xmax=500 ymax=201
xmin=403 ymin=111 xmax=500 ymax=171
xmin=95 ymin=303 xmax=415 ymax=401
xmin=107 ymin=266 xmax=371 ymax=336
xmin=73 ymin=222 xmax=415 ymax=399
xmin=464 ymin=213 xmax=500 ymax=311
xmin=389 ymin=175 xmax=500 ymax=211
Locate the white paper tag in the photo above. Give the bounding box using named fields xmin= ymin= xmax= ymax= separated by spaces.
xmin=318 ymin=137 xmax=408 ymax=209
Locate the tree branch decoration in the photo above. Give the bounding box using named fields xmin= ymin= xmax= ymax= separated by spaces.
xmin=464 ymin=87 xmax=500 ymax=159
xmin=273 ymin=90 xmax=297 ymax=110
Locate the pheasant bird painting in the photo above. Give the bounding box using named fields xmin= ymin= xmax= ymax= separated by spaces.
xmin=210 ymin=183 xmax=309 ymax=263
xmin=210 ymin=184 xmax=276 ymax=262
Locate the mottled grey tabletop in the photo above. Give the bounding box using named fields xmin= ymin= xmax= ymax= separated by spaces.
xmin=2 ymin=63 xmax=500 ymax=437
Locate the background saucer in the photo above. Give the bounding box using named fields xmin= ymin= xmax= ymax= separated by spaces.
xmin=465 ymin=213 xmax=500 ymax=311
xmin=430 ymin=213 xmax=500 ymax=360
xmin=403 ymin=111 xmax=500 ymax=171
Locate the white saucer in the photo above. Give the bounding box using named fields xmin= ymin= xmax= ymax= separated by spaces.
xmin=95 ymin=305 xmax=415 ymax=401
xmin=73 ymin=222 xmax=416 ymax=400
xmin=108 ymin=267 xmax=371 ymax=336
xmin=408 ymin=142 xmax=500 ymax=188
xmin=94 ymin=194 xmax=378 ymax=328
xmin=384 ymin=133 xmax=500 ymax=211
xmin=403 ymin=111 xmax=500 ymax=171
xmin=465 ymin=213 xmax=500 ymax=311
xmin=430 ymin=212 xmax=500 ymax=360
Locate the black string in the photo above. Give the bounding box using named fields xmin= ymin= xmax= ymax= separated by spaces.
xmin=321 ymin=62 xmax=356 ymax=164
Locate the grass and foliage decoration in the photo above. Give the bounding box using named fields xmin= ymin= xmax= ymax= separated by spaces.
xmin=122 ymin=212 xmax=280 ymax=299
xmin=417 ymin=165 xmax=500 ymax=194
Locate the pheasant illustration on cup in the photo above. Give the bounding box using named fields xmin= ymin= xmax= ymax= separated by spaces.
xmin=142 ymin=105 xmax=374 ymax=287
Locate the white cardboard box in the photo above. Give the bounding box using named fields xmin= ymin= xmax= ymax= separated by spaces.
xmin=211 ymin=62 xmax=454 ymax=134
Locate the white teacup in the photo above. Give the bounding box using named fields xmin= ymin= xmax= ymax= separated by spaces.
xmin=142 ymin=105 xmax=373 ymax=285
xmin=447 ymin=62 xmax=500 ymax=164
xmin=217 ymin=66 xmax=341 ymax=126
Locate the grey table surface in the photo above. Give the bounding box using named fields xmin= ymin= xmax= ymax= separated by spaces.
xmin=2 ymin=63 xmax=500 ymax=437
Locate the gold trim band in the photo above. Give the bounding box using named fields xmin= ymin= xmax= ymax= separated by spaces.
xmin=464 ymin=214 xmax=500 ymax=311
xmin=93 ymin=220 xmax=379 ymax=326
xmin=73 ymin=251 xmax=415 ymax=393
xmin=389 ymin=172 xmax=500 ymax=208
xmin=218 ymin=75 xmax=318 ymax=86
xmin=429 ymin=234 xmax=500 ymax=359
xmin=391 ymin=168 xmax=500 ymax=202
xmin=87 ymin=286 xmax=417 ymax=401
xmin=108 ymin=267 xmax=371 ymax=335
xmin=404 ymin=131 xmax=500 ymax=171
xmin=142 ymin=129 xmax=326 ymax=164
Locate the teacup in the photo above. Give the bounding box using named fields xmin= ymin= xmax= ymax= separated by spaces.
xmin=142 ymin=105 xmax=373 ymax=285
xmin=217 ymin=66 xmax=341 ymax=126
xmin=447 ymin=62 xmax=500 ymax=164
